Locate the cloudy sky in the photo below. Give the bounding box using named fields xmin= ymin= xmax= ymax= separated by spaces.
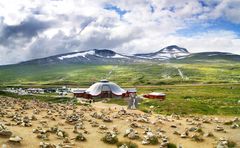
xmin=0 ymin=0 xmax=240 ymax=65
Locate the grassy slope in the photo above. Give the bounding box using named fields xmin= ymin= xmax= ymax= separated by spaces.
xmin=106 ymin=84 xmax=240 ymax=116
xmin=0 ymin=62 xmax=240 ymax=86
xmin=0 ymin=62 xmax=240 ymax=115
xmin=137 ymin=84 xmax=240 ymax=115
xmin=0 ymin=91 xmax=70 ymax=103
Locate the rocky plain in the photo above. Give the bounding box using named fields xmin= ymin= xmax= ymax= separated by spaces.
xmin=0 ymin=96 xmax=239 ymax=148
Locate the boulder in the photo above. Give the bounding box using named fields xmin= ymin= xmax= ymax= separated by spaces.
xmin=9 ymin=136 xmax=22 ymax=143
xmin=141 ymin=132 xmax=158 ymax=145
xmin=130 ymin=122 xmax=139 ymax=128
xmin=231 ymin=123 xmax=239 ymax=129
xmin=216 ymin=137 xmax=229 ymax=148
xmin=128 ymin=131 xmax=139 ymax=139
xmin=214 ymin=126 xmax=225 ymax=132
xmin=102 ymin=116 xmax=113 ymax=122
xmin=75 ymin=133 xmax=86 ymax=141
xmin=99 ymin=125 xmax=108 ymax=130
xmin=188 ymin=127 xmax=197 ymax=132
xmin=124 ymin=128 xmax=139 ymax=140
xmin=66 ymin=114 xmax=80 ymax=124
xmin=101 ymin=132 xmax=118 ymax=144
xmin=39 ymin=142 xmax=57 ymax=148
xmin=0 ymin=130 xmax=12 ymax=137
xmin=204 ymin=132 xmax=214 ymax=137
xmin=142 ymin=140 xmax=150 ymax=145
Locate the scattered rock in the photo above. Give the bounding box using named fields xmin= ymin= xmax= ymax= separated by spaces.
xmin=9 ymin=136 xmax=22 ymax=143
xmin=102 ymin=116 xmax=113 ymax=122
xmin=180 ymin=130 xmax=189 ymax=138
xmin=66 ymin=113 xmax=81 ymax=124
xmin=204 ymin=132 xmax=214 ymax=137
xmin=39 ymin=142 xmax=57 ymax=148
xmin=0 ymin=124 xmax=12 ymax=137
xmin=188 ymin=127 xmax=197 ymax=132
xmin=124 ymin=128 xmax=139 ymax=140
xmin=214 ymin=126 xmax=225 ymax=132
xmin=231 ymin=123 xmax=239 ymax=129
xmin=216 ymin=137 xmax=229 ymax=148
xmin=130 ymin=122 xmax=139 ymax=128
xmin=99 ymin=125 xmax=108 ymax=130
xmin=173 ymin=131 xmax=181 ymax=135
xmin=75 ymin=133 xmax=86 ymax=141
xmin=101 ymin=132 xmax=118 ymax=144
xmin=137 ymin=117 xmax=149 ymax=123
xmin=0 ymin=130 xmax=12 ymax=138
xmin=141 ymin=132 xmax=158 ymax=145
xmin=191 ymin=134 xmax=204 ymax=142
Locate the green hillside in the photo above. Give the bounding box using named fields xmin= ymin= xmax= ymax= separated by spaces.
xmin=0 ymin=62 xmax=240 ymax=86
xmin=0 ymin=62 xmax=240 ymax=116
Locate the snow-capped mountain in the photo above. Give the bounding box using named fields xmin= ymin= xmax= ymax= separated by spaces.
xmin=17 ymin=45 xmax=240 ymax=66
xmin=19 ymin=49 xmax=135 ymax=65
xmin=134 ymin=45 xmax=190 ymax=60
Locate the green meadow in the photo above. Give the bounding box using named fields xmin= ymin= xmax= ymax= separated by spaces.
xmin=0 ymin=62 xmax=240 ymax=86
xmin=0 ymin=62 xmax=240 ymax=116
xmin=106 ymin=84 xmax=240 ymax=116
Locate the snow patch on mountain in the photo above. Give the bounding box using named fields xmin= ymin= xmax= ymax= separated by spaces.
xmin=112 ymin=54 xmax=129 ymax=59
xmin=134 ymin=45 xmax=190 ymax=60
xmin=58 ymin=50 xmax=129 ymax=60
xmin=58 ymin=51 xmax=95 ymax=60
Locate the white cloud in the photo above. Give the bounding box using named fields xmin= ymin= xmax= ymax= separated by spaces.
xmin=0 ymin=0 xmax=240 ymax=65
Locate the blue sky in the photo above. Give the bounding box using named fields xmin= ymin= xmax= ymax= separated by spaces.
xmin=104 ymin=4 xmax=128 ymax=18
xmin=177 ymin=18 xmax=240 ymax=37
xmin=0 ymin=0 xmax=240 ymax=65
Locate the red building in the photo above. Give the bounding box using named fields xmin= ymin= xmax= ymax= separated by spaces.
xmin=73 ymin=89 xmax=86 ymax=98
xmin=143 ymin=92 xmax=166 ymax=100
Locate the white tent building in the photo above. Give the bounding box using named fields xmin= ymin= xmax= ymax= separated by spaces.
xmin=85 ymin=80 xmax=126 ymax=98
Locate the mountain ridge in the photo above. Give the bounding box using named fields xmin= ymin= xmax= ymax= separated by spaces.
xmin=5 ymin=45 xmax=240 ymax=66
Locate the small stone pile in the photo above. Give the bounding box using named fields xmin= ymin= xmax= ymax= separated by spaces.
xmin=118 ymin=109 xmax=127 ymax=115
xmin=73 ymin=123 xmax=85 ymax=133
xmin=137 ymin=116 xmax=149 ymax=123
xmin=231 ymin=123 xmax=239 ymax=129
xmin=0 ymin=124 xmax=12 ymax=137
xmin=180 ymin=130 xmax=189 ymax=138
xmin=39 ymin=142 xmax=57 ymax=148
xmin=56 ymin=130 xmax=68 ymax=139
xmin=90 ymin=121 xmax=99 ymax=127
xmin=102 ymin=116 xmax=113 ymax=122
xmin=35 ymin=128 xmax=49 ymax=141
xmin=91 ymin=112 xmax=103 ymax=119
xmin=101 ymin=131 xmax=118 ymax=144
xmin=66 ymin=113 xmax=81 ymax=125
xmin=99 ymin=125 xmax=108 ymax=130
xmin=216 ymin=137 xmax=229 ymax=148
xmin=12 ymin=115 xmax=32 ymax=127
xmin=159 ymin=137 xmax=169 ymax=148
xmin=124 ymin=128 xmax=140 ymax=140
xmin=142 ymin=132 xmax=158 ymax=145
xmin=130 ymin=122 xmax=140 ymax=128
xmin=21 ymin=116 xmax=32 ymax=127
xmin=75 ymin=133 xmax=86 ymax=142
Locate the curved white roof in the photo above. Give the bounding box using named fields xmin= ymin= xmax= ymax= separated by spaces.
xmin=86 ymin=80 xmax=126 ymax=96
